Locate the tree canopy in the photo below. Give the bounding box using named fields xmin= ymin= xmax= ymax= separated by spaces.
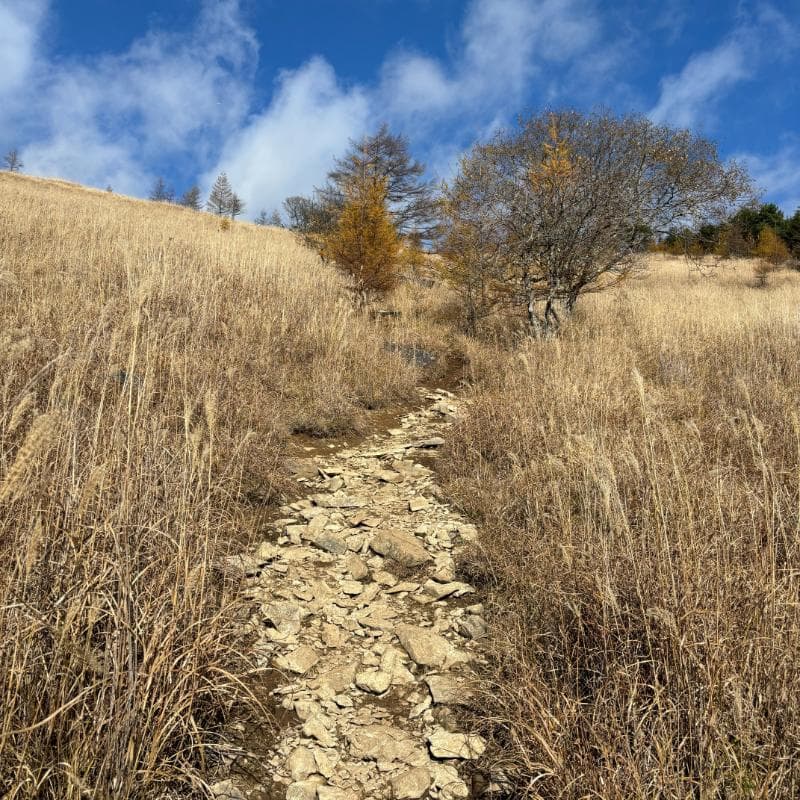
xmin=442 ymin=110 xmax=754 ymax=335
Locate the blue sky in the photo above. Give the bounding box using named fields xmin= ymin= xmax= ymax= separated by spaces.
xmin=1 ymin=0 xmax=798 ymax=219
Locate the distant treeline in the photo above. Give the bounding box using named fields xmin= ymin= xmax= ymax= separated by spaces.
xmin=655 ymin=203 xmax=800 ymax=259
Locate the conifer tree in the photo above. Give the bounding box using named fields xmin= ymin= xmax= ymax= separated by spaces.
xmin=322 ymin=174 xmax=399 ymax=297
xmin=180 ymin=185 xmax=202 ymax=210
xmin=149 ymin=177 xmax=174 ymax=202
xmin=229 ymin=193 xmax=245 ymax=220
xmin=206 ymin=173 xmax=233 ymax=215
xmin=319 ymin=124 xmax=439 ymax=239
xmin=3 ymin=149 xmax=23 ymax=172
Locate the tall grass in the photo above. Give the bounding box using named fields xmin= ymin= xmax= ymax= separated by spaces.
xmin=0 ymin=173 xmax=417 ymax=797
xmin=442 ymin=257 xmax=800 ymax=797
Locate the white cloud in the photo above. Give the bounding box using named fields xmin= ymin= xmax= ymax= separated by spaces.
xmin=0 ymin=0 xmax=47 ymax=97
xmin=649 ymin=6 xmax=799 ymax=130
xmin=379 ymin=0 xmax=601 ymax=121
xmin=208 ymin=58 xmax=369 ymax=214
xmin=649 ymin=39 xmax=749 ymax=128
xmin=9 ymin=0 xmax=257 ymax=195
xmin=735 ymin=144 xmax=800 ymax=214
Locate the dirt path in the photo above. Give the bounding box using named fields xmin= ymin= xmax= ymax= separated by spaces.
xmin=214 ymin=387 xmax=487 ymax=800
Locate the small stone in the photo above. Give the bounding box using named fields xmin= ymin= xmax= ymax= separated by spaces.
xmin=313 ymin=748 xmax=339 ymax=778
xmin=314 ymin=662 xmax=357 ymax=693
xmin=326 ymin=476 xmax=345 ymax=492
xmin=261 ymin=601 xmax=303 ymax=639
xmin=359 ymin=583 xmax=381 ymax=603
xmin=317 ymin=787 xmax=360 ymax=800
xmin=333 ymin=693 xmax=353 ymax=708
xmin=340 ymin=580 xmax=363 ymax=596
xmin=457 ymin=615 xmax=487 ymax=640
xmin=285 ymin=781 xmax=318 ymax=800
xmin=294 ymin=700 xmax=322 ymax=721
xmin=427 ymin=730 xmax=486 ymax=760
xmin=374 ymin=570 xmax=398 ymax=587
xmin=321 ymin=624 xmax=346 ymax=648
xmin=255 ymin=540 xmax=281 ymax=561
xmin=347 ymin=724 xmax=422 ymax=764
xmin=422 ymin=580 xmax=473 ymax=601
xmin=286 ymin=746 xmax=317 ymax=781
xmin=409 ymin=497 xmax=430 ymax=512
xmin=310 ymin=531 xmax=348 ymax=555
xmin=396 ymin=624 xmax=461 ymax=668
xmin=210 ymin=780 xmax=245 ymax=799
xmin=425 ymin=675 xmax=467 ymax=705
xmin=344 ymin=553 xmax=369 ymax=581
xmin=302 ymin=715 xmax=336 ymax=747
xmin=411 ymin=437 xmax=445 ymax=449
xmin=385 ymin=581 xmax=419 ymax=595
xmin=377 ymin=469 xmax=404 ymax=483
xmin=355 ymin=669 xmax=392 ymax=694
xmin=390 ymin=767 xmax=431 ymax=799
xmin=370 ymin=529 xmax=432 ymax=568
xmin=276 ymin=645 xmax=320 ymax=675
xmin=439 ymin=779 xmax=470 ymax=800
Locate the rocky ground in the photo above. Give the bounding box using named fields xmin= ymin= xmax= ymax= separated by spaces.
xmin=213 ymin=388 xmax=492 ymax=800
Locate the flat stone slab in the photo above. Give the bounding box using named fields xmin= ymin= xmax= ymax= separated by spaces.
xmin=427 ymin=730 xmax=486 ymax=760
xmin=396 ymin=624 xmax=461 ymax=668
xmin=370 ymin=529 xmax=432 ymax=567
xmin=275 ymin=645 xmax=320 ymax=675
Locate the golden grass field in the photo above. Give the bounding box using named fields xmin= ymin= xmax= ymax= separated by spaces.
xmin=2 ymin=169 xmax=799 ymax=798
xmin=0 ymin=172 xmax=433 ymax=798
xmin=442 ymin=255 xmax=800 ymax=796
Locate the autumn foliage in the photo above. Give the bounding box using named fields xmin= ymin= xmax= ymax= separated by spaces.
xmin=323 ymin=174 xmax=399 ymax=297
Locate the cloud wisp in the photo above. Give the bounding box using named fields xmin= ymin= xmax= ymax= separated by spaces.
xmin=4 ymin=0 xmax=257 ymax=196
xmin=649 ymin=4 xmax=798 ymax=130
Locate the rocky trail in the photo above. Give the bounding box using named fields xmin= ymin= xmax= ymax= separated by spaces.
xmin=214 ymin=388 xmax=491 ymax=800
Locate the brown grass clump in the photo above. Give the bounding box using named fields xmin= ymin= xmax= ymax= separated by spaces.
xmin=0 ymin=172 xmax=419 ymax=797
xmin=441 ymin=255 xmax=800 ymax=797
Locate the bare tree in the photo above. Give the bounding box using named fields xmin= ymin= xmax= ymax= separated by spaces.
xmin=443 ymin=110 xmax=753 ymax=335
xmin=283 ymin=194 xmax=338 ymax=248
xmin=206 ymin=173 xmax=233 ymax=216
xmin=3 ymin=149 xmax=23 ymax=172
xmin=318 ymin=124 xmax=440 ymax=240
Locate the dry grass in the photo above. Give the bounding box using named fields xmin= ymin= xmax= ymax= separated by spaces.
xmin=442 ymin=255 xmax=800 ymax=797
xmin=0 ymin=172 xmax=420 ymax=797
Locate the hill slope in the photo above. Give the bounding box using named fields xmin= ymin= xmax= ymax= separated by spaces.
xmin=0 ymin=172 xmax=422 ymax=797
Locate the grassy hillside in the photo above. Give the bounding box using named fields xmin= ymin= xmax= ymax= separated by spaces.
xmin=0 ymin=172 xmax=423 ymax=798
xmin=442 ymin=256 xmax=800 ymax=796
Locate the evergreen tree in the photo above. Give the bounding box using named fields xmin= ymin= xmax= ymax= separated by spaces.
xmin=229 ymin=193 xmax=245 ymax=220
xmin=785 ymin=209 xmax=800 ymax=256
xmin=206 ymin=173 xmax=233 ymax=215
xmin=3 ymin=149 xmax=23 ymax=172
xmin=149 ymin=177 xmax=174 ymax=202
xmin=322 ymin=174 xmax=399 ymax=297
xmin=256 ymin=209 xmax=284 ymax=227
xmin=319 ymin=123 xmax=439 ymax=240
xmin=180 ymin=185 xmax=202 ymax=210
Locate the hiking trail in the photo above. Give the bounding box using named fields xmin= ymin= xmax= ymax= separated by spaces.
xmin=213 ymin=387 xmax=488 ymax=800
